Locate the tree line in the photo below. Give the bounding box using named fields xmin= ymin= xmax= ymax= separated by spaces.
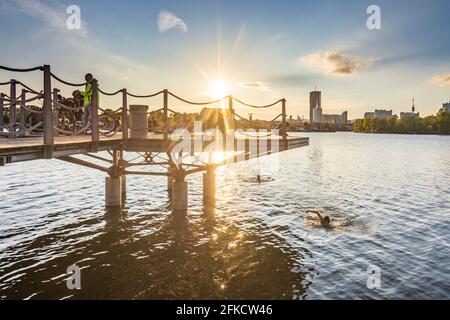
xmin=352 ymin=108 xmax=450 ymax=134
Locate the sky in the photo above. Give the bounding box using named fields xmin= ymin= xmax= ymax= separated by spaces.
xmin=0 ymin=0 xmax=450 ymax=120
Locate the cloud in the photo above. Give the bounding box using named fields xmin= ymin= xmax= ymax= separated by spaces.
xmin=158 ymin=10 xmax=187 ymax=33
xmin=300 ymin=51 xmax=377 ymax=75
xmin=238 ymin=81 xmax=273 ymax=92
xmin=3 ymin=0 xmax=153 ymax=93
xmin=431 ymin=74 xmax=450 ymax=87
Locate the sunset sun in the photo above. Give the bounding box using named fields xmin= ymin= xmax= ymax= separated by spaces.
xmin=208 ymin=78 xmax=230 ymax=100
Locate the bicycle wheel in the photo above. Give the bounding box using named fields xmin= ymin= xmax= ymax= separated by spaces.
xmin=98 ymin=114 xmax=116 ymax=136
xmin=57 ymin=109 xmax=77 ymax=134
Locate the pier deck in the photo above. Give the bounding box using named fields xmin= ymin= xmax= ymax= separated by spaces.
xmin=0 ymin=134 xmax=309 ymax=164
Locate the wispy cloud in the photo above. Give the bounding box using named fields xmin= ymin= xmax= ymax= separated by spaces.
xmin=158 ymin=10 xmax=188 ymax=33
xmin=238 ymin=81 xmax=272 ymax=92
xmin=431 ymin=74 xmax=450 ymax=87
xmin=10 ymin=0 xmax=88 ymax=35
xmin=300 ymin=51 xmax=378 ymax=76
xmin=3 ymin=0 xmax=153 ymax=91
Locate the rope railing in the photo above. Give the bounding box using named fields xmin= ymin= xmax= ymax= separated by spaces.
xmin=99 ymin=106 xmax=122 ymax=113
xmin=233 ymin=97 xmax=284 ymax=109
xmin=16 ymin=81 xmax=42 ymax=95
xmin=17 ymin=122 xmax=44 ymax=135
xmin=147 ymin=108 xmax=164 ymax=115
xmin=0 ymin=81 xmax=12 ymax=86
xmin=233 ymin=111 xmax=281 ymax=125
xmin=168 ymin=108 xmax=182 ymax=115
xmin=54 ymin=123 xmax=91 ymax=136
xmin=51 ymin=99 xmax=89 ymax=112
xmin=0 ymin=121 xmax=44 ymax=136
xmin=98 ymin=88 xmax=123 ymax=96
xmin=18 ymin=103 xmax=44 ymax=114
xmin=50 ymin=72 xmax=86 ymax=87
xmin=168 ymin=91 xmax=229 ymax=106
xmin=0 ymin=65 xmax=44 ymax=72
xmin=233 ymin=111 xmax=250 ymax=122
xmin=237 ymin=130 xmax=275 ymax=138
xmin=126 ymin=90 xmax=164 ymax=98
xmin=2 ymin=93 xmax=43 ymax=104
xmin=269 ymin=114 xmax=283 ymax=123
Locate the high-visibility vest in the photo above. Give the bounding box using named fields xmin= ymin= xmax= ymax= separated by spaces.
xmin=80 ymin=81 xmax=99 ymax=106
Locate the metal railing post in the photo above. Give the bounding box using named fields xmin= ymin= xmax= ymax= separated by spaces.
xmin=122 ymin=88 xmax=128 ymax=142
xmin=9 ymin=79 xmax=16 ymax=139
xmin=91 ymin=79 xmax=99 ymax=152
xmin=20 ymin=89 xmax=26 ymax=129
xmin=163 ymin=89 xmax=169 ymax=150
xmin=43 ymin=65 xmax=54 ymax=158
xmin=281 ymin=99 xmax=288 ymax=151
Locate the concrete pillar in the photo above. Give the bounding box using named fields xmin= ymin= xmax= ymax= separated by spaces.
xmin=203 ymin=166 xmax=216 ymax=206
xmin=105 ymin=176 xmax=122 ymax=208
xmin=172 ymin=175 xmax=188 ymax=214
xmin=167 ymin=174 xmax=174 ymax=193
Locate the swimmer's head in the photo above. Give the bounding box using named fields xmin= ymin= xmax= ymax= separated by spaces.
xmin=323 ymin=216 xmax=331 ymax=225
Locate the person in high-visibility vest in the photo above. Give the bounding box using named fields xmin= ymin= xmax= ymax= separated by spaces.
xmin=80 ymin=73 xmax=99 ymax=130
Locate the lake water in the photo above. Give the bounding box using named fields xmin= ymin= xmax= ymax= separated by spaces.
xmin=0 ymin=132 xmax=449 ymax=299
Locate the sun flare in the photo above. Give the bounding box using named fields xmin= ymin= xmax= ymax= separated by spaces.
xmin=208 ymin=78 xmax=230 ymax=100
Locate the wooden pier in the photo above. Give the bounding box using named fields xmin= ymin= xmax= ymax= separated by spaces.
xmin=0 ymin=64 xmax=309 ymax=213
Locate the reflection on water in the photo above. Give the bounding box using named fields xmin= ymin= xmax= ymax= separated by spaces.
xmin=1 ymin=133 xmax=449 ymax=299
xmin=0 ymin=180 xmax=310 ymax=300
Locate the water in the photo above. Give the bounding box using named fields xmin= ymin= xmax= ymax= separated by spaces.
xmin=0 ymin=133 xmax=449 ymax=300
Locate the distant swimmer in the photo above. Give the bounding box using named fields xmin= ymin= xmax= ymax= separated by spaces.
xmin=306 ymin=210 xmax=332 ymax=228
xmin=257 ymin=175 xmax=261 ymax=183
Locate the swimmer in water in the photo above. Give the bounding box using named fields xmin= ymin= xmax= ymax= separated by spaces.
xmin=257 ymin=175 xmax=261 ymax=183
xmin=306 ymin=210 xmax=332 ymax=228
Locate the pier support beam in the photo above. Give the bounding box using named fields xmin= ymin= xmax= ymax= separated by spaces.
xmin=105 ymin=176 xmax=122 ymax=208
xmin=203 ymin=165 xmax=216 ymax=207
xmin=172 ymin=173 xmax=188 ymax=214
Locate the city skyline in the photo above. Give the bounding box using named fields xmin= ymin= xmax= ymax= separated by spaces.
xmin=1 ymin=0 xmax=450 ymax=120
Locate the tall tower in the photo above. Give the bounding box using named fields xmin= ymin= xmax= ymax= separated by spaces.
xmin=310 ymin=88 xmax=321 ymax=124
xmin=412 ymin=99 xmax=415 ymax=114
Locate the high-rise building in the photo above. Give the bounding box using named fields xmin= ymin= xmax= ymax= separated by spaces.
xmin=374 ymin=109 xmax=393 ymax=119
xmin=342 ymin=111 xmax=348 ymax=126
xmin=313 ymin=101 xmax=323 ymax=124
xmin=364 ymin=112 xmax=375 ymax=119
xmin=310 ymin=89 xmax=321 ymax=124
